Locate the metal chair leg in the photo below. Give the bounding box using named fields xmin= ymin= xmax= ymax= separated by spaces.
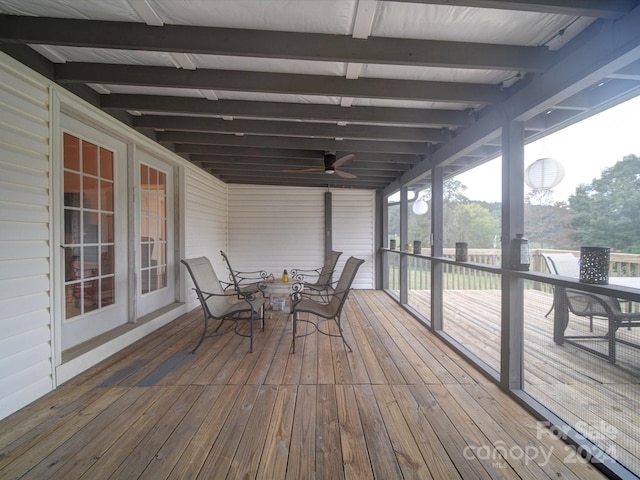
xmin=192 ymin=316 xmax=208 ymax=354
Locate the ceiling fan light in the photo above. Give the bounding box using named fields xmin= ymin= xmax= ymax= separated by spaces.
xmin=325 ymin=168 xmax=335 ymax=174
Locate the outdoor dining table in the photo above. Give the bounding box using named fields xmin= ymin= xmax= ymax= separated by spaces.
xmin=608 ymin=277 xmax=640 ymax=289
xmin=261 ymin=279 xmax=303 ymax=322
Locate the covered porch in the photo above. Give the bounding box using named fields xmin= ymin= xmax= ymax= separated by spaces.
xmin=0 ymin=290 xmax=618 ymax=479
xmin=1 ymin=1 xmax=640 ymax=478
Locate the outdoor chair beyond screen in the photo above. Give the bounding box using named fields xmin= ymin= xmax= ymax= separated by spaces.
xmin=543 ymin=253 xmax=640 ymax=363
xmin=291 ymin=250 xmax=342 ymax=300
xmin=181 ymin=257 xmax=265 ymax=353
xmin=542 ymin=253 xmax=581 ymax=320
xmin=291 ymin=256 xmax=364 ymax=353
xmin=563 ymin=289 xmax=640 ymax=363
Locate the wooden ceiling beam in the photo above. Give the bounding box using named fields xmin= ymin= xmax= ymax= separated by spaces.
xmin=158 ymin=131 xmax=430 ymax=155
xmin=102 ymin=94 xmax=473 ymax=128
xmin=133 ymin=115 xmax=447 ymax=143
xmin=0 ymin=14 xmax=552 ymax=71
xmin=192 ymin=157 xmax=410 ymax=173
xmin=177 ymin=146 xmax=422 ymax=164
xmin=55 ymin=63 xmax=503 ymax=105
xmin=212 ymin=171 xmax=390 ymax=188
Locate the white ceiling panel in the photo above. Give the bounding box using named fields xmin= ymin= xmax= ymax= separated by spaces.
xmin=32 ymin=45 xmax=177 ymax=66
xmin=0 ymin=0 xmax=140 ymax=21
xmin=214 ymin=91 xmax=341 ymax=105
xmin=373 ymin=2 xmax=576 ymax=46
xmin=360 ymin=63 xmax=512 ymax=84
xmin=151 ymin=0 xmax=358 ymax=33
xmin=191 ymin=54 xmax=346 ymax=76
xmin=351 ymin=98 xmax=470 ymax=110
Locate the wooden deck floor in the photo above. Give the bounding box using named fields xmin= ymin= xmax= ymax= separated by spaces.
xmin=0 ymin=290 xmax=612 ymax=479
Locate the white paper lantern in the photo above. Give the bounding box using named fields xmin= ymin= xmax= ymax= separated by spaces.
xmin=524 ymin=157 xmax=565 ymax=189
xmin=412 ymin=197 xmax=429 ymax=215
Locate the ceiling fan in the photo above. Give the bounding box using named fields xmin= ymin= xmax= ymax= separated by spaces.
xmin=283 ymin=151 xmax=357 ymax=179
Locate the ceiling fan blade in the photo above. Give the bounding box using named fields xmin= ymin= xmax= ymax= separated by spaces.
xmin=335 ymin=169 xmax=357 ymax=179
xmin=282 ymin=167 xmax=325 ymax=173
xmin=331 ymin=153 xmax=356 ymax=168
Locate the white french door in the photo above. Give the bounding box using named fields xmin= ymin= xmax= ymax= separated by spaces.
xmin=136 ymin=149 xmax=175 ymax=317
xmin=60 ymin=115 xmax=128 ymax=350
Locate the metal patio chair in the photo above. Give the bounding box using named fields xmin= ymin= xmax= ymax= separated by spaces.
xmin=291 ymin=256 xmax=364 ymax=353
xmin=181 ymin=257 xmax=265 ymax=353
xmin=543 ymin=253 xmax=640 ymax=363
xmin=220 ymin=250 xmax=269 ymax=295
xmin=542 ymin=253 xmax=580 ymax=320
xmin=291 ymin=250 xmax=342 ymax=300
xmin=562 ymin=289 xmax=640 ymax=363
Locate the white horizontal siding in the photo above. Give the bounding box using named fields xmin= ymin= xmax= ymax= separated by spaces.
xmin=0 ymin=258 xmax=49 ymax=280
xmin=0 ymin=274 xmax=50 ymax=300
xmin=0 ymin=240 xmax=49 ymax=260
xmin=0 ymin=375 xmax=53 ymax=421
xmin=227 ymin=185 xmax=375 ymax=289
xmin=0 ymin=146 xmax=49 ymax=184
xmin=183 ymin=166 xmax=228 ymax=309
xmin=332 ymin=189 xmax=375 ymax=289
xmin=228 ymin=185 xmax=325 ymax=277
xmin=0 ymin=309 xmax=50 ymax=340
xmin=0 ymin=55 xmax=54 ymax=419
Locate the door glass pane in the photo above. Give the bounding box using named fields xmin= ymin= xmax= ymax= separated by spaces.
xmin=82 ymin=141 xmax=98 ymax=176
xmin=63 ymin=133 xmax=116 ymax=319
xmin=100 ymin=147 xmax=113 ymax=180
xmin=140 ymin=164 xmax=167 ymax=294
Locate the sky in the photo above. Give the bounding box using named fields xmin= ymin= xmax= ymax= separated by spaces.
xmin=456 ymin=94 xmax=640 ymax=203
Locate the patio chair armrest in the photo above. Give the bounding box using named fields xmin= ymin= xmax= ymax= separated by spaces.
xmin=291 ymin=286 xmax=348 ymax=305
xmin=289 ymin=282 xmax=306 ymax=304
xmin=304 ymin=278 xmax=338 ymax=290
xmin=193 ymin=287 xmax=238 ymax=301
xmin=233 ymin=269 xmax=270 ymax=282
xmin=239 ymin=287 xmax=267 ymax=312
xmin=196 ymin=285 xmax=264 ymax=309
xmin=237 ymin=284 xmax=264 ymax=302
xmin=290 ymin=267 xmax=321 ymax=281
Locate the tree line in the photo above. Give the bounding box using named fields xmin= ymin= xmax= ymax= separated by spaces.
xmin=389 ymin=154 xmax=639 ymax=254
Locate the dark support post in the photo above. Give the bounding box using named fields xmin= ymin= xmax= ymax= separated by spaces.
xmin=400 ymin=186 xmax=408 ymax=305
xmin=501 ymin=120 xmax=525 ymax=391
xmin=431 ymin=165 xmax=443 ymax=331
xmin=376 ymin=189 xmax=386 ymax=290
xmin=324 ymin=190 xmax=332 ymax=262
